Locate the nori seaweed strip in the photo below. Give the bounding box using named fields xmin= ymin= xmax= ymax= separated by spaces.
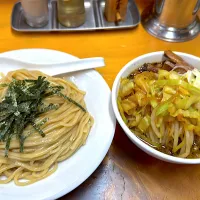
xmin=0 ymin=76 xmax=85 ymax=156
xmin=0 ymin=83 xmax=9 ymax=87
xmin=38 ymin=103 xmax=59 ymax=114
xmin=5 ymin=133 xmax=12 ymax=157
xmin=52 ymin=90 xmax=86 ymax=112
xmin=31 ymin=122 xmax=45 ymax=137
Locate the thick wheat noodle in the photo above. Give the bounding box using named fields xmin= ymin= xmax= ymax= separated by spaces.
xmin=0 ymin=69 xmax=94 ymax=186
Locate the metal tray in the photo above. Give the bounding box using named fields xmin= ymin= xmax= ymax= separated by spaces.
xmin=11 ymin=0 xmax=140 ymax=32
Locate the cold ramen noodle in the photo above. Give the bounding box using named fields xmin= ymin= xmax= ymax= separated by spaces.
xmin=0 ymin=69 xmax=93 ymax=186
xmin=118 ymin=50 xmax=200 ymax=158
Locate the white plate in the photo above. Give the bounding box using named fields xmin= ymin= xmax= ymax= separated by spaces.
xmin=0 ymin=49 xmax=116 ymax=200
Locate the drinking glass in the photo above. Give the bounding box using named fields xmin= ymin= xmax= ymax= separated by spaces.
xmin=57 ymin=0 xmax=86 ymax=28
xmin=21 ymin=0 xmax=49 ymax=28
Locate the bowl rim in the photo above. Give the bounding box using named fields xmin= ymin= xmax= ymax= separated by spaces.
xmin=112 ymin=51 xmax=200 ymax=164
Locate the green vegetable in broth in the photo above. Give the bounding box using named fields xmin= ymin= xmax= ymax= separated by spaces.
xmin=118 ymin=50 xmax=200 ymax=158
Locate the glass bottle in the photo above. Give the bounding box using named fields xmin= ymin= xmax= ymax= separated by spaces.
xmin=57 ymin=0 xmax=86 ymax=28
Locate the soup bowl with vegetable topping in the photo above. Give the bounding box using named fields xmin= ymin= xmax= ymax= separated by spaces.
xmin=112 ymin=51 xmax=200 ymax=164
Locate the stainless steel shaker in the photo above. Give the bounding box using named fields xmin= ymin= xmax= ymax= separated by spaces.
xmin=141 ymin=0 xmax=200 ymax=42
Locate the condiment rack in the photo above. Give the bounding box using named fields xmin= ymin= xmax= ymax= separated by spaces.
xmin=11 ymin=0 xmax=140 ymax=32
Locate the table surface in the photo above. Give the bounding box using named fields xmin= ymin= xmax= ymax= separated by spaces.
xmin=1 ymin=0 xmax=200 ymax=199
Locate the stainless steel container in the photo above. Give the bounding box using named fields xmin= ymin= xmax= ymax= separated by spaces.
xmin=141 ymin=0 xmax=200 ymax=42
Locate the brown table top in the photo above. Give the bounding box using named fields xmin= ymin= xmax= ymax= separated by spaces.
xmin=0 ymin=0 xmax=200 ymax=199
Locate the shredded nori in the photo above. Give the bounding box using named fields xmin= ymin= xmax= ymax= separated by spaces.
xmin=0 ymin=76 xmax=85 ymax=156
